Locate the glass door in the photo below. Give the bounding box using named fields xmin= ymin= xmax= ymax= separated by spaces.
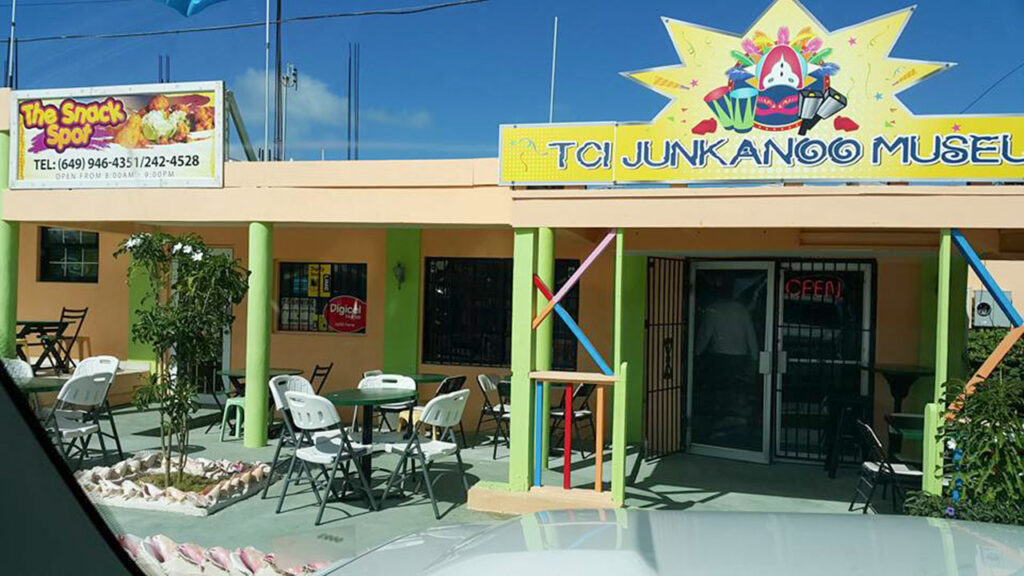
xmin=687 ymin=262 xmax=774 ymax=463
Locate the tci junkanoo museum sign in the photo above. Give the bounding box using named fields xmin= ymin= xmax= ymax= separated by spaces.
xmin=499 ymin=0 xmax=1024 ymax=185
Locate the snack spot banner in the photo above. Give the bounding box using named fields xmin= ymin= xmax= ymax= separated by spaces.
xmin=11 ymin=81 xmax=223 ymax=189
xmin=499 ymin=0 xmax=1024 ymax=185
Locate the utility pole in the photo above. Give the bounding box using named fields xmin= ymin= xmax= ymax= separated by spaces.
xmin=347 ymin=42 xmax=360 ymax=160
xmin=5 ymin=0 xmax=15 ymax=88
xmin=281 ymin=63 xmax=298 ymax=160
xmin=273 ymin=0 xmax=283 ymax=160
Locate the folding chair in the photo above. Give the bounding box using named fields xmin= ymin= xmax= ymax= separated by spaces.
xmin=46 ymin=373 xmax=116 ymax=468
xmin=279 ymin=391 xmax=377 ymax=525
xmin=41 ymin=307 xmax=88 ymax=373
xmin=261 ymin=374 xmax=338 ymax=499
xmin=475 ymin=374 xmax=510 ymax=459
xmin=550 ymin=383 xmax=597 ymax=459
xmin=364 ymin=374 xmax=416 ymax=433
xmin=63 ymin=355 xmax=122 ymax=460
xmin=382 ymin=389 xmax=471 ymax=519
xmin=311 ymin=362 xmax=334 ymax=395
xmin=848 ymin=420 xmax=922 ymax=513
xmin=413 ymin=376 xmax=467 ymax=447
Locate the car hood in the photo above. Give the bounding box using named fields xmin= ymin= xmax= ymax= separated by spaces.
xmin=325 ymin=509 xmax=1024 ymax=575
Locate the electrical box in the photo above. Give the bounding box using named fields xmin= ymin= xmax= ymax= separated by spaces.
xmin=973 ymin=289 xmax=1013 ymax=328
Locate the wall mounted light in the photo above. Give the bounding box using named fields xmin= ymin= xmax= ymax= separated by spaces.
xmin=393 ymin=261 xmax=406 ymax=290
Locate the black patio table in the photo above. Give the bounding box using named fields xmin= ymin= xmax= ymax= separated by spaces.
xmin=16 ymin=320 xmax=70 ymax=373
xmin=863 ymin=364 xmax=933 ymax=413
xmin=324 ymin=387 xmax=417 ymax=480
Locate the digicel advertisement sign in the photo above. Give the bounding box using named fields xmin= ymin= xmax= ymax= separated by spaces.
xmin=324 ymin=295 xmax=367 ymax=334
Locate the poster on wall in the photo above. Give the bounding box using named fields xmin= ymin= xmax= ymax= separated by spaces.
xmin=499 ymin=0 xmax=1024 ymax=184
xmin=279 ymin=262 xmax=368 ymax=334
xmin=10 ymin=81 xmax=223 ymax=189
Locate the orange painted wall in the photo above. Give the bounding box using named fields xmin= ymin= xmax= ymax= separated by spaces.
xmin=15 ymin=223 xmax=130 ymax=360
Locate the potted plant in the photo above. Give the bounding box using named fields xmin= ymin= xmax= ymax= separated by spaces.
xmin=116 ymin=232 xmax=248 ymax=489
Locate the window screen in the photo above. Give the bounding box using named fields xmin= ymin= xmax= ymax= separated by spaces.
xmin=422 ymin=257 xmax=579 ymax=369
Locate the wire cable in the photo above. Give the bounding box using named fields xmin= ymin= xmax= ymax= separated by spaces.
xmin=2 ymin=0 xmax=486 ymax=44
xmin=960 ymin=59 xmax=1024 ymax=113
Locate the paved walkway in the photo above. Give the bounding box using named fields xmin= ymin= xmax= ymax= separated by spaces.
xmin=83 ymin=406 xmax=864 ymax=568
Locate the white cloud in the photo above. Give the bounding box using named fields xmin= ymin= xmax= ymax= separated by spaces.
xmin=230 ymin=68 xmax=432 ymax=144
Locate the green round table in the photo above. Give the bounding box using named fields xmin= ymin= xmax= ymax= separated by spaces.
xmin=325 ymin=388 xmax=417 ymax=478
xmin=407 ymin=373 xmax=446 ymax=385
xmin=18 ymin=376 xmax=67 ymax=394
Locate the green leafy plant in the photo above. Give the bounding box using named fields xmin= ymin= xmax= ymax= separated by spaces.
xmin=116 ymin=233 xmax=248 ymax=486
xmin=905 ymin=339 xmax=1024 ymax=524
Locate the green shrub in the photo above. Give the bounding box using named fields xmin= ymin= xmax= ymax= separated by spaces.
xmin=904 ymin=366 xmax=1024 ymax=525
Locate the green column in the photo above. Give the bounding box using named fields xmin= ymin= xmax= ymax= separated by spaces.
xmin=127 ymin=266 xmax=157 ymax=371
xmin=611 ymin=229 xmax=628 ymax=503
xmin=621 ymin=254 xmax=647 ymax=444
xmin=947 ymin=251 xmax=968 ymax=382
xmin=508 ymin=228 xmax=537 ymax=491
xmin=383 ymin=229 xmax=421 ymax=375
xmin=244 ymin=222 xmax=273 ymax=448
xmin=922 ymin=229 xmax=952 ymax=494
xmin=535 ymin=227 xmax=554 ymax=464
xmin=0 ymin=131 xmax=17 ymax=359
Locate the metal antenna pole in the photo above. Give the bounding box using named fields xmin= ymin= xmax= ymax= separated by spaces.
xmin=263 ymin=0 xmax=270 ymax=161
xmin=282 ymin=63 xmax=297 ymax=160
xmin=6 ymin=0 xmax=16 ymax=88
xmin=548 ymin=16 xmax=558 ymax=123
xmin=346 ymin=43 xmax=352 ymax=160
xmin=354 ymin=43 xmax=359 ymax=160
xmin=273 ymin=0 xmax=283 ymax=160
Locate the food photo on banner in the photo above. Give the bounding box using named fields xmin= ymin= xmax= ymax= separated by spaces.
xmin=10 ymin=81 xmax=223 ymax=189
xmin=499 ymin=0 xmax=1024 ymax=184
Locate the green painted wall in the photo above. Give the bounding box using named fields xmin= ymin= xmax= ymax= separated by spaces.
xmin=382 ymin=229 xmax=421 ymax=375
xmin=0 ymin=131 xmax=17 ymax=359
xmin=535 ymin=228 xmax=555 ymax=463
xmin=621 ymin=254 xmax=647 ymax=444
xmin=127 ymin=266 xmax=157 ymax=369
xmin=508 ymin=228 xmax=537 ymax=491
xmin=244 ymin=222 xmax=273 ymax=448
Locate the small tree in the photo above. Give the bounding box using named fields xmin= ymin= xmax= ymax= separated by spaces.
xmin=116 ymin=232 xmax=248 ymax=485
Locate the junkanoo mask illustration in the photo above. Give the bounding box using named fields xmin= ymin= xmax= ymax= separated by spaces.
xmin=704 ymin=24 xmax=844 ymax=134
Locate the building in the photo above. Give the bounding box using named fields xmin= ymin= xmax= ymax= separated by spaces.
xmin=2 ymin=0 xmax=1022 ymax=512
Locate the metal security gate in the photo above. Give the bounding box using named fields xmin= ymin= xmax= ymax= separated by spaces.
xmin=774 ymin=259 xmax=876 ymax=462
xmin=644 ymin=257 xmax=687 ymax=459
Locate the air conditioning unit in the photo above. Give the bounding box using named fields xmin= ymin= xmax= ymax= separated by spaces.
xmin=973 ymin=289 xmax=1013 ymax=328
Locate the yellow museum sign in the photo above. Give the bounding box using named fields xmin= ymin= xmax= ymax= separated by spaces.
xmin=499 ymin=0 xmax=1024 ymax=185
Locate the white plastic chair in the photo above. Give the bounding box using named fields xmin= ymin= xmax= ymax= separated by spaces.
xmin=47 ymin=373 xmax=115 ymax=467
xmin=262 ymin=375 xmax=321 ymax=500
xmin=279 ymin=391 xmax=377 ymax=525
xmin=62 ymin=355 xmax=123 ymax=460
xmin=352 ymin=374 xmax=416 ymax=434
xmin=382 ymin=389 xmax=471 ymax=519
xmin=2 ymin=357 xmax=34 ymax=386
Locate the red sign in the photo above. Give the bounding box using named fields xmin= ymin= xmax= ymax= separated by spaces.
xmin=785 ymin=275 xmax=844 ymax=301
xmin=323 ymin=295 xmax=367 ymax=333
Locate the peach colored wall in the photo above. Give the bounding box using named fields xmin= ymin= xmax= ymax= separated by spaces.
xmin=16 ymin=224 xmax=130 ymax=360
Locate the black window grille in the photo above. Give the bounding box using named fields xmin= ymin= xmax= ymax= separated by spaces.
xmin=39 ymin=227 xmax=99 ymax=283
xmin=422 ymin=257 xmax=580 ymax=369
xmin=278 ymin=262 xmax=368 ymax=333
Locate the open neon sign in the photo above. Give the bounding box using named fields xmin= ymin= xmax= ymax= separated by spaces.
xmin=785 ymin=275 xmax=844 ymax=301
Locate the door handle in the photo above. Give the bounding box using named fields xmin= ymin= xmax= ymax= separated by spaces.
xmin=758 ymin=351 xmax=771 ymax=375
xmin=777 ymin=350 xmax=788 ymax=375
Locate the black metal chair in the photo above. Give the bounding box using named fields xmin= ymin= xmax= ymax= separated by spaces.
xmin=550 ymin=383 xmax=597 ymax=459
xmin=42 ymin=307 xmax=88 ymax=373
xmin=311 ymin=362 xmax=334 ymax=395
xmin=474 ymin=374 xmax=510 ymax=459
xmin=823 ymin=392 xmax=871 ymax=478
xmin=848 ymin=420 xmax=922 ymax=513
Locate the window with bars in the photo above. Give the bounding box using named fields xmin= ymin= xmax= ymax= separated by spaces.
xmin=39 ymin=227 xmax=99 ymax=283
xmin=422 ymin=257 xmax=579 ymax=369
xmin=278 ymin=262 xmax=368 ymax=333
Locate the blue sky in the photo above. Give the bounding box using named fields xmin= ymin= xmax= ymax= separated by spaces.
xmin=8 ymin=0 xmax=1024 ymax=160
